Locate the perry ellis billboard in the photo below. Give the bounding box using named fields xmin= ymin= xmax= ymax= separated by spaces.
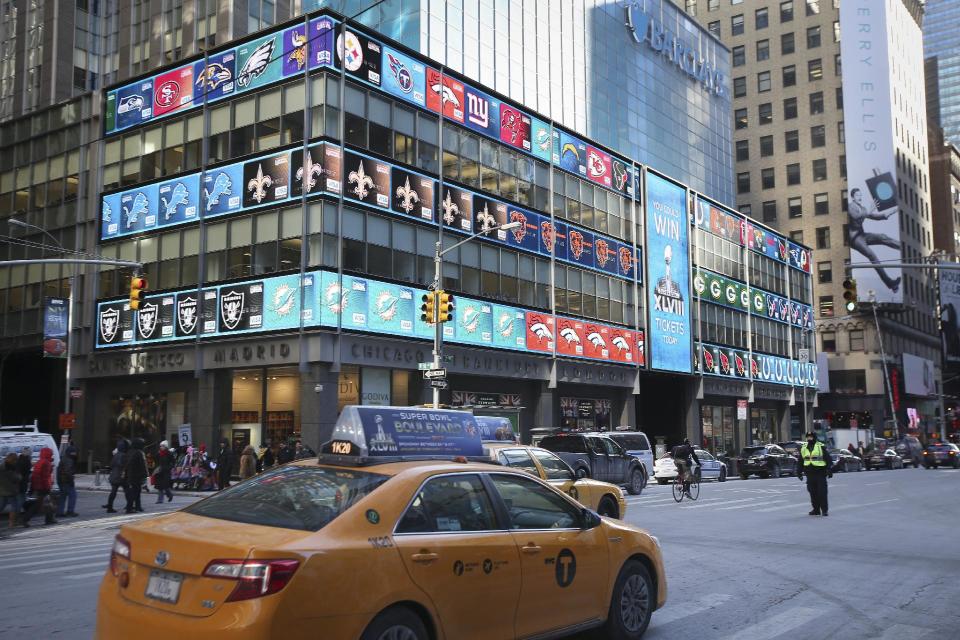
xmin=840 ymin=1 xmax=903 ymax=303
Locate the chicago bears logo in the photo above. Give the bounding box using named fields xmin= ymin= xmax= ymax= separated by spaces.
xmin=569 ymin=230 xmax=584 ymax=260
xmin=541 ymin=221 xmax=555 ymax=253
xmin=155 ymin=81 xmax=179 ymax=108
xmin=619 ymin=247 xmax=633 ymax=275
xmin=595 ymin=239 xmax=610 ymax=268
xmin=509 ymin=211 xmax=527 ymax=243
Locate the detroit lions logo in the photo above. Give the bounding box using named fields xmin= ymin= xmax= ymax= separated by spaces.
xmin=205 ymin=172 xmax=233 ymax=211
xmin=195 ymin=63 xmax=232 ymax=91
xmin=122 ymin=192 xmax=149 ymax=229
xmin=103 ymin=200 xmax=113 ymax=223
xmin=237 ymin=40 xmax=275 ymax=88
xmin=161 ymin=182 xmax=189 ymax=220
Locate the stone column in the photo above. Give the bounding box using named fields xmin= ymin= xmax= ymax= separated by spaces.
xmin=299 ymin=364 xmax=339 ymax=451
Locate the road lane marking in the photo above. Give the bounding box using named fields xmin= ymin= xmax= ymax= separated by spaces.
xmin=865 ymin=481 xmax=889 ymax=486
xmin=720 ymin=606 xmax=821 ymax=640
xmin=67 ymin=570 xmax=110 ymax=580
xmin=0 ymin=543 xmax=112 ymax=562
xmin=880 ymin=623 xmax=933 ymax=639
xmin=756 ymin=503 xmax=810 ymax=513
xmin=1 ymin=551 xmax=112 ymax=571
xmin=25 ymin=560 xmax=108 ymax=574
xmin=679 ymin=497 xmax=763 ymax=510
xmin=652 ymin=593 xmax=734 ymax=626
xmin=714 ymin=500 xmax=787 ymax=511
xmin=831 ymin=498 xmax=899 ymax=512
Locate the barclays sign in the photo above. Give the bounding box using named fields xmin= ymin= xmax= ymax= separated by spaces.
xmin=623 ymin=2 xmax=726 ymax=98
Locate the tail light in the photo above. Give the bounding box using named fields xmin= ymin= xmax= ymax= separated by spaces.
xmin=923 ymin=451 xmax=928 ymax=455
xmin=203 ymin=559 xmax=300 ymax=602
xmin=110 ymin=534 xmax=131 ymax=577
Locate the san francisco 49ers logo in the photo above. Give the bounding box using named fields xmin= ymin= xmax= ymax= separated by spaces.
xmin=569 ymin=230 xmax=584 ymax=260
xmin=595 ymin=239 xmax=610 ymax=268
xmin=541 ymin=221 xmax=555 ymax=254
xmin=619 ymin=247 xmax=633 ymax=275
xmin=155 ymin=81 xmax=180 ymax=108
xmin=509 ymin=211 xmax=527 ymax=244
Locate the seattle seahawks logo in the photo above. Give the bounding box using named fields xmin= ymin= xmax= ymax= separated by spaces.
xmin=237 ymin=40 xmax=275 ymax=88
xmin=195 ymin=62 xmax=232 ymax=91
xmin=205 ymin=172 xmax=232 ymax=210
xmin=220 ymin=290 xmax=245 ymax=330
xmin=122 ymin=192 xmax=149 ymax=229
xmin=117 ymin=94 xmax=144 ymax=115
xmin=270 ymin=283 xmax=298 ymax=319
xmin=99 ymin=308 xmax=120 ymax=343
xmin=387 ymin=53 xmax=413 ymax=92
xmin=161 ymin=182 xmax=189 ymax=220
xmin=177 ymin=296 xmax=197 ymax=334
xmin=137 ymin=301 xmax=159 ymax=339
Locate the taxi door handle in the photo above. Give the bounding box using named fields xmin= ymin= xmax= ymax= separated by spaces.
xmin=411 ymin=552 xmax=439 ymax=564
xmin=521 ymin=544 xmax=542 ymax=554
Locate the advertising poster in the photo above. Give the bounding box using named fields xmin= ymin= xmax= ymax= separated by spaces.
xmin=940 ymin=269 xmax=960 ymax=362
xmin=556 ymin=318 xmax=586 ymax=358
xmin=97 ymin=301 xmax=134 ymax=347
xmin=607 ymin=327 xmax=637 ymax=364
xmin=290 ymin=143 xmax=327 ymax=198
xmin=281 ymin=24 xmax=311 ymax=77
xmin=343 ymin=150 xmax=390 ymax=209
xmin=350 ymin=406 xmax=483 ymax=456
xmin=335 ymin=28 xmax=382 ymax=86
xmin=538 ymin=219 xmax=568 ymax=261
xmin=455 ymin=300 xmax=494 ymax=346
xmin=193 ymin=50 xmax=236 ymax=103
xmin=218 ymin=281 xmax=264 ymax=333
xmin=136 ymin=295 xmax=175 ymax=341
xmin=491 ymin=304 xmax=526 ymax=350
xmin=553 ymin=130 xmax=587 ymax=176
xmin=611 ymin=158 xmax=632 ymax=195
xmin=101 ymin=191 xmax=123 ymax=239
xmin=242 ymin=151 xmax=289 ymax=208
xmin=300 ymin=273 xmax=318 ymax=326
xmin=112 ymin=80 xmax=154 ymax=131
xmin=42 ymin=297 xmax=68 ymax=358
xmin=322 ymin=143 xmax=342 ymax=194
xmin=645 ymin=172 xmax=691 ymax=373
xmin=567 ymin=228 xmax=595 ymax=270
xmin=390 ymin=166 xmax=435 ymax=222
xmin=310 ymin=16 xmax=337 ymax=68
xmin=157 ymin=174 xmax=200 ymax=226
xmin=696 ymin=197 xmax=744 ymax=244
xmin=440 ymin=185 xmax=473 ymax=233
xmin=203 ymin=164 xmax=243 ymax=216
xmin=118 ymin=183 xmax=159 ymax=235
xmin=505 ymin=206 xmax=539 ymax=253
xmin=174 ymin=291 xmax=200 ymax=337
xmin=618 ymin=244 xmax=638 ymax=281
xmin=499 ymin=103 xmax=531 ymax=152
xmin=530 ymin=118 xmax=552 ymax=163
xmin=464 ymin=86 xmax=501 ymax=139
xmin=788 ymin=241 xmax=811 ymax=273
xmin=382 ymin=46 xmax=426 ymax=107
xmin=367 ymin=280 xmax=415 ymax=335
xmin=262 ymin=274 xmax=304 ymax=331
xmin=594 ymin=236 xmax=618 ymax=275
xmin=473 ymin=194 xmax=508 ymax=237
xmin=524 ymin=312 xmax=555 ymax=353
xmin=236 ymin=33 xmax=283 ymax=93
xmin=201 ymin=289 xmax=218 ymax=334
xmin=153 ymin=65 xmax=194 ymax=118
xmin=585 ymin=145 xmax=612 ymax=188
xmin=903 ymin=353 xmax=936 ymax=397
xmin=425 ymin=67 xmax=465 ymax=123
xmin=340 ymin=275 xmax=369 ymax=330
xmin=582 ymin=323 xmax=612 ymax=361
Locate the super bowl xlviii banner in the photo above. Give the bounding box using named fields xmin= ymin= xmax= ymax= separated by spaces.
xmin=840 ymin=0 xmax=903 ymax=303
xmin=645 ymin=171 xmax=692 ymax=373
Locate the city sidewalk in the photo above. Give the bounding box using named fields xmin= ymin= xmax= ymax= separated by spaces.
xmin=73 ymin=474 xmax=212 ymax=498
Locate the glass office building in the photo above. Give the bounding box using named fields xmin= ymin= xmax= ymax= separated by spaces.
xmin=925 ymin=0 xmax=960 ymax=147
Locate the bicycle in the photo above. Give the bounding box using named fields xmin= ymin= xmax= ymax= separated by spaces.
xmin=671 ymin=463 xmax=700 ymax=502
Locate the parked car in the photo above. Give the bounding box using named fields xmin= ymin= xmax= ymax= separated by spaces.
xmin=829 ymin=448 xmax=863 ymax=473
xmin=653 ymin=448 xmax=727 ymax=484
xmin=736 ymin=444 xmax=799 ymax=479
xmin=922 ymin=442 xmax=960 ymax=469
xmin=606 ymin=429 xmax=655 ymax=479
xmin=866 ymin=448 xmax=904 ymax=470
xmin=896 ymin=436 xmax=923 ymax=468
xmin=538 ymin=433 xmax=648 ymax=495
xmin=777 ymin=441 xmax=804 ymax=460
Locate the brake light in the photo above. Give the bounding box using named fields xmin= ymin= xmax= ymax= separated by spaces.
xmin=110 ymin=534 xmax=131 ymax=577
xmin=203 ymin=559 xmax=300 ymax=602
xmin=923 ymin=451 xmax=928 ymax=455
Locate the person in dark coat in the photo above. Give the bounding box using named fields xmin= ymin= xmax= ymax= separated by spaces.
xmin=153 ymin=441 xmax=174 ymax=503
xmin=216 ymin=439 xmax=234 ymax=490
xmin=56 ymin=439 xmax=79 ymax=518
xmin=123 ymin=438 xmax=148 ymax=513
xmin=1 ymin=453 xmax=22 ymax=529
xmin=277 ymin=440 xmax=295 ymax=465
xmin=103 ymin=439 xmax=129 ymax=513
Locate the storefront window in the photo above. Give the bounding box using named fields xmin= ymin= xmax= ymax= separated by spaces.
xmin=109 ymin=392 xmax=182 ymax=446
xmin=231 ymin=367 xmax=300 ymax=453
xmin=750 ymin=408 xmax=779 ymax=444
xmin=701 ymin=405 xmax=735 ymax=457
xmin=560 ymin=397 xmax=611 ymax=431
xmin=338 ymin=366 xmax=413 ymax=413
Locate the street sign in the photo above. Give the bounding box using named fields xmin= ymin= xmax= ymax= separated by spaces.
xmin=736 ymin=400 xmax=747 ymax=421
xmin=798 ymin=348 xmax=810 ymax=363
xmin=70 ymin=388 xmax=83 ymax=399
xmin=430 ymin=380 xmax=448 ymax=389
xmin=58 ymin=413 xmax=76 ymax=430
xmin=423 ymin=368 xmax=447 ymax=380
xmin=417 ymin=362 xmax=434 ymax=370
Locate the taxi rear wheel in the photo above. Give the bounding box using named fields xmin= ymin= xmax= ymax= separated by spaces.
xmin=361 ymin=606 xmax=429 ymax=640
xmin=603 ymin=559 xmax=654 ymax=639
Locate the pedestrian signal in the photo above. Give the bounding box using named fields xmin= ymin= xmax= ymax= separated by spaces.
xmin=437 ymin=291 xmax=455 ymax=323
xmin=420 ymin=292 xmax=437 ymax=324
xmin=129 ymin=275 xmax=148 ymax=311
xmin=842 ymin=277 xmax=858 ymax=312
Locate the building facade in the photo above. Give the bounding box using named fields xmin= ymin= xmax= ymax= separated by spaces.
xmin=924 ymin=0 xmax=960 ymax=148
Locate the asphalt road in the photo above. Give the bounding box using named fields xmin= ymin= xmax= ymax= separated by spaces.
xmin=1 ymin=467 xmax=958 ymax=639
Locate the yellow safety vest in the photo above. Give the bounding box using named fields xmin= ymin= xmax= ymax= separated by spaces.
xmin=801 ymin=442 xmax=826 ymax=467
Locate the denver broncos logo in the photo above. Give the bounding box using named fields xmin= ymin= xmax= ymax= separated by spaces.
xmin=612 ymin=335 xmax=629 ymax=353
xmin=528 ymin=317 xmax=553 ymax=343
xmin=586 ymin=331 xmax=607 ymax=350
xmin=559 ymin=326 xmax=581 ymax=346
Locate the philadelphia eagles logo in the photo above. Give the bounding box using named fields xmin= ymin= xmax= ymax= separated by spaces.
xmin=237 ymin=40 xmax=275 ymax=88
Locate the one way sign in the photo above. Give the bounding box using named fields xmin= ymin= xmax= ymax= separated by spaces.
xmin=423 ymin=368 xmax=447 ymax=380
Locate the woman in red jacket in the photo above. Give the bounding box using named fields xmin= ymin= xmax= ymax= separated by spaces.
xmin=28 ymin=447 xmax=57 ymax=525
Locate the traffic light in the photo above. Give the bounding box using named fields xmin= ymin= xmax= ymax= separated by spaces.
xmin=437 ymin=290 xmax=455 ymax=323
xmin=842 ymin=277 xmax=858 ymax=312
xmin=129 ymin=275 xmax=148 ymax=310
xmin=420 ymin=291 xmax=437 ymax=324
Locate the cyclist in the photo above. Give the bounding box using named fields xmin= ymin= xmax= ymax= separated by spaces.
xmin=671 ymin=438 xmax=701 ymax=498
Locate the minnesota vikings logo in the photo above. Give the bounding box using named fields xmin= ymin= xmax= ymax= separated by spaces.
xmin=476 ymin=204 xmax=496 ymax=233
xmin=155 ymin=81 xmax=179 ymax=108
xmin=595 ymin=239 xmax=610 ymax=268
xmin=348 ymin=161 xmax=375 ymax=200
xmin=587 ymin=150 xmax=606 ymax=179
xmin=287 ymin=31 xmax=308 ymax=71
xmin=220 ymin=290 xmax=245 ymax=330
xmin=137 ymin=301 xmax=158 ymax=340
xmin=296 ymin=151 xmax=323 ymax=193
xmin=387 ymin=53 xmax=413 ymax=93
xmin=374 ymin=291 xmax=399 ymax=322
xmin=395 ymin=176 xmax=419 ymax=213
xmin=541 ymin=221 xmax=555 ymax=253
xmin=612 ymin=161 xmax=629 ymax=191
xmin=441 ymin=191 xmax=459 ymax=225
xmin=461 ymin=305 xmax=481 ymax=334
xmin=270 ymin=283 xmax=298 ymax=319
xmin=238 ymin=40 xmax=275 ymax=87
xmin=99 ymin=308 xmax=119 ymax=343
xmin=195 ymin=63 xmax=232 ymax=91
xmin=559 ymin=325 xmax=581 ymax=346
xmin=497 ymin=312 xmax=515 ymax=338
xmin=569 ymin=230 xmax=585 ymax=260
xmin=324 ymin=282 xmax=348 ymax=315
xmin=122 ymin=192 xmax=149 ymax=229
xmin=161 ymin=182 xmax=189 ymax=220
xmin=247 ymin=164 xmax=273 ymax=204
xmin=205 ymin=172 xmax=232 ymax=211
xmin=619 ymin=247 xmax=633 ymax=275
xmin=509 ymin=211 xmax=527 ymax=243
xmin=177 ymin=296 xmax=197 ymax=334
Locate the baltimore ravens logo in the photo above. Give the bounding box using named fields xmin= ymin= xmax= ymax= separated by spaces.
xmin=177 ymin=296 xmax=197 ymax=334
xmin=137 ymin=301 xmax=159 ymax=340
xmin=195 ymin=63 xmax=232 ymax=91
xmin=99 ymin=308 xmax=120 ymax=343
xmin=155 ymin=81 xmax=180 ymax=108
xmin=220 ymin=290 xmax=245 ymax=330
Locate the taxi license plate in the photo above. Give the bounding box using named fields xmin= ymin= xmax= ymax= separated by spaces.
xmin=145 ymin=570 xmax=183 ymax=604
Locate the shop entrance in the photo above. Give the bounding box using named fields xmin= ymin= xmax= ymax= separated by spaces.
xmin=229 ymin=366 xmax=301 ymax=453
xmin=560 ymin=397 xmax=612 ymax=431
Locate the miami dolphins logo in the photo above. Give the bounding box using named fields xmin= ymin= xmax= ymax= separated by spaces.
xmin=270 ymin=283 xmax=298 ymax=319
xmin=460 ymin=305 xmax=481 ymax=334
xmin=374 ymin=291 xmax=399 ymax=322
xmin=497 ymin=312 xmax=515 ymax=338
xmin=324 ymin=282 xmax=348 ymax=314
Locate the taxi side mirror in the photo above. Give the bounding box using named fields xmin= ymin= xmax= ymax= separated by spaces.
xmin=581 ymin=508 xmax=602 ymax=530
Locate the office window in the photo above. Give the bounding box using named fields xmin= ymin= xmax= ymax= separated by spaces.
xmin=784 ymin=97 xmax=798 ymax=119
xmin=731 ymin=0 xmax=743 ymax=4
xmin=810 ymin=125 xmax=826 ymax=147
xmin=808 ymin=58 xmax=823 ymax=81
xmin=760 ymin=135 xmax=774 ymax=157
xmin=836 ymin=87 xmax=843 ymax=109
xmin=762 ymin=167 xmax=776 ymax=189
xmin=739 ymin=203 xmax=752 ymax=217
xmin=735 ymin=108 xmax=748 ymax=129
xmin=807 ymin=25 xmax=821 ymax=48
xmin=816 ymin=227 xmax=830 ymax=249
xmin=759 ymin=102 xmax=773 ymax=124
xmin=737 ymin=172 xmax=751 ymax=194
xmin=812 ymin=158 xmax=827 ymax=181
xmin=780 ymin=1 xmax=794 ymax=22
xmin=709 ymin=20 xmax=721 ymax=37
xmin=782 ymin=65 xmax=796 ymax=87
xmin=709 ymin=0 xmax=720 ymax=11
xmin=762 ymin=200 xmax=777 ymax=222
xmin=817 ymin=261 xmax=832 ymax=283
xmin=837 ymin=121 xmax=845 ymax=144
xmin=736 ymin=139 xmax=750 ymax=161
xmin=757 ymin=39 xmax=770 ymax=61
xmin=685 ymin=0 xmax=698 ymax=15
xmin=781 ymin=32 xmax=795 ymax=55
xmin=806 ymin=0 xmax=820 ymax=16
xmin=732 ymin=14 xmax=744 ymax=36
xmin=809 ymin=91 xmax=824 ymax=114
xmin=734 ymin=76 xmax=747 ymax=98
xmin=756 ymin=7 xmax=769 ymax=28
xmin=786 ymin=163 xmax=800 ymax=185
xmin=785 ymin=130 xmax=799 ymax=152
xmin=841 ymin=189 xmax=848 ymax=212
xmin=849 ymin=329 xmax=865 ymax=351
xmin=821 ymin=331 xmax=836 ymax=353
xmin=819 ymin=296 xmax=834 ymax=318
xmin=733 ymin=46 xmax=745 ymax=67
xmin=788 ymin=196 xmax=802 ymax=218
xmin=833 ymin=21 xmax=840 ymax=42
xmin=758 ymin=72 xmax=772 ymax=93
xmin=790 ymin=230 xmax=804 ymax=242
xmin=834 ymin=54 xmax=842 ymax=76
xmin=814 ymin=192 xmax=829 ymax=215
xmin=839 ymin=155 xmax=846 ymax=179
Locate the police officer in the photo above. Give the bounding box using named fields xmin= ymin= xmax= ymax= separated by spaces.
xmin=798 ymin=431 xmax=832 ymax=516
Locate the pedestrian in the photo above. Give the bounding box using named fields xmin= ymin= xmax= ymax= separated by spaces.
xmin=260 ymin=439 xmax=274 ymax=470
xmin=277 ymin=440 xmax=294 ymax=464
xmin=28 ymin=447 xmax=57 ymax=525
xmin=56 ymin=437 xmax=79 ymax=518
xmin=798 ymin=431 xmax=833 ymax=516
xmin=0 ymin=453 xmax=22 ymax=530
xmin=123 ymin=437 xmax=148 ymax=513
xmin=16 ymin=447 xmax=31 ymax=518
xmin=239 ymin=445 xmax=258 ymax=480
xmin=152 ymin=440 xmax=174 ymax=504
xmin=857 ymin=441 xmax=866 ymax=459
xmin=103 ymin=439 xmax=128 ymax=513
xmin=216 ymin=439 xmax=234 ymax=490
xmin=847 ymin=443 xmax=856 ymax=455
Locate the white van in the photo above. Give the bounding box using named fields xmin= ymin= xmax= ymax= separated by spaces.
xmin=0 ymin=423 xmax=61 ymax=473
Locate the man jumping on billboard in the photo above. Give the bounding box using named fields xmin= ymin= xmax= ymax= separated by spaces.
xmin=848 ymin=187 xmax=901 ymax=293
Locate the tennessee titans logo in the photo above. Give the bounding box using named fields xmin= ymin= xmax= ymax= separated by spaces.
xmin=123 ymin=192 xmax=149 ymax=229
xmin=195 ymin=63 xmax=232 ymax=91
xmin=205 ymin=172 xmax=232 ymax=211
xmin=238 ymin=40 xmax=275 ymax=88
xmin=387 ymin=53 xmax=413 ymax=93
xmin=161 ymin=182 xmax=189 ymax=220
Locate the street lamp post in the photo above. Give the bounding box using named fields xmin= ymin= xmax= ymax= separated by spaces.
xmin=867 ymin=292 xmax=899 ymax=442
xmin=430 ymin=221 xmax=521 ymax=409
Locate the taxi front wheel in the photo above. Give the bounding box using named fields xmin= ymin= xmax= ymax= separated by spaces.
xmin=361 ymin=606 xmax=429 ymax=640
xmin=602 ymin=559 xmax=654 ymax=639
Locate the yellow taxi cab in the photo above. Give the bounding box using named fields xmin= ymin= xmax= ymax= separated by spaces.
xmin=96 ymin=406 xmax=666 ymax=640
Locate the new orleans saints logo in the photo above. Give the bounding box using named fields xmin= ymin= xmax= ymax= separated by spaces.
xmin=247 ymin=165 xmax=273 ymax=204
xmin=395 ymin=176 xmax=419 ymax=213
xmin=348 ymin=161 xmax=375 ymax=200
xmin=441 ymin=191 xmax=459 ymax=225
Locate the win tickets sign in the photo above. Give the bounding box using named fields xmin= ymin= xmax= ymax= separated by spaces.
xmin=644 ymin=172 xmax=692 ymax=374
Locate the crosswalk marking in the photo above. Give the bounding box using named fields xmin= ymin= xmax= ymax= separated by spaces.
xmin=680 ymin=497 xmax=761 ymax=510
xmin=831 ymin=498 xmax=899 ymax=512
xmin=25 ymin=560 xmax=108 ymax=575
xmin=879 ymin=623 xmax=933 ymax=639
xmin=720 ymin=606 xmax=821 ymax=640
xmin=2 ymin=551 xmax=111 ymax=571
xmin=652 ymin=592 xmax=734 ymax=626
xmin=1 ymin=544 xmax=112 ymax=562
xmin=714 ymin=500 xmax=786 ymax=511
xmin=756 ymin=502 xmax=808 ymax=513
xmin=67 ymin=570 xmax=110 ymax=581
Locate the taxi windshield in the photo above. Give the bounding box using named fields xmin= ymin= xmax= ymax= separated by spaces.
xmin=184 ymin=465 xmax=388 ymax=532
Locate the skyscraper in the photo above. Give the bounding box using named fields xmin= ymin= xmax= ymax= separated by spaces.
xmin=924 ymin=0 xmax=960 ymax=146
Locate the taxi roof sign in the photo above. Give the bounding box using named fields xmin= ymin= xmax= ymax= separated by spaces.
xmin=321 ymin=406 xmax=485 ymax=464
xmin=475 ymin=416 xmax=517 ymax=443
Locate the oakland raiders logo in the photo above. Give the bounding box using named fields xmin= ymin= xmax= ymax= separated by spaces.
xmin=99 ymin=308 xmax=120 ymax=343
xmin=177 ymin=296 xmax=198 ymax=335
xmin=137 ymin=301 xmax=159 ymax=340
xmin=220 ymin=290 xmax=245 ymax=330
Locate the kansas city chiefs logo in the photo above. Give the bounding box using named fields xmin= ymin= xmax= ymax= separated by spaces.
xmin=136 ymin=301 xmax=159 ymax=340
xmin=99 ymin=308 xmax=120 ymax=343
xmin=220 ymin=290 xmax=245 ymax=330
xmin=178 ymin=296 xmax=198 ymax=334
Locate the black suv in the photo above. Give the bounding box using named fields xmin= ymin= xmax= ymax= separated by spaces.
xmin=736 ymin=444 xmax=799 ymax=479
xmin=539 ymin=433 xmax=647 ymax=495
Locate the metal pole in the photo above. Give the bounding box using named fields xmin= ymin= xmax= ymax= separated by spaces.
xmin=433 ymin=244 xmax=442 ymax=410
xmin=871 ymin=299 xmax=898 ymax=441
xmin=0 ymin=259 xmax=143 ymax=268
